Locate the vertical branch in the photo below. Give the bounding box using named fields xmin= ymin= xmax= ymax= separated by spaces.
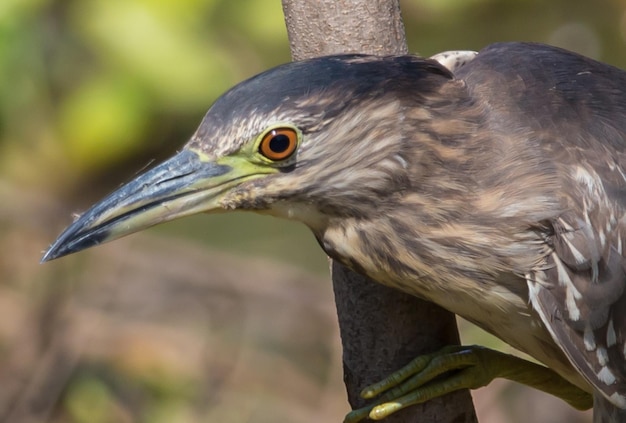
xmin=282 ymin=0 xmax=408 ymax=57
xmin=281 ymin=0 xmax=478 ymax=421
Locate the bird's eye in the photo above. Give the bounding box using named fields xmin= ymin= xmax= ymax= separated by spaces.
xmin=258 ymin=127 xmax=298 ymax=161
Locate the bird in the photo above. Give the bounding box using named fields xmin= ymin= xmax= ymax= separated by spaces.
xmin=42 ymin=42 xmax=626 ymax=422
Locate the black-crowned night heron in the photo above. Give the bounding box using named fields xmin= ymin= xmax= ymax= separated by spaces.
xmin=42 ymin=42 xmax=626 ymax=422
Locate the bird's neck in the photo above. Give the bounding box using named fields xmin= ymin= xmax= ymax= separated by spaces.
xmin=315 ymin=191 xmax=549 ymax=302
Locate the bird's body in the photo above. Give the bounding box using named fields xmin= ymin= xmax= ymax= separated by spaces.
xmin=43 ymin=42 xmax=626 ymax=420
xmin=255 ymin=43 xmax=626 ymax=404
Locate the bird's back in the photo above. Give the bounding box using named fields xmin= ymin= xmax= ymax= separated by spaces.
xmin=457 ymin=42 xmax=626 ymax=147
xmin=457 ymin=42 xmax=626 ymax=410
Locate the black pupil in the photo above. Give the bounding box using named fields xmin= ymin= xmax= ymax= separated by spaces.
xmin=269 ymin=133 xmax=290 ymax=153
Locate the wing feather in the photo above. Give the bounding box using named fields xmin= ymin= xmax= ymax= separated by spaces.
xmin=458 ymin=42 xmax=626 ymax=407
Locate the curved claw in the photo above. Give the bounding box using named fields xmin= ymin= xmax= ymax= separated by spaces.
xmin=343 ymin=345 xmax=592 ymax=422
xmin=344 ymin=345 xmax=485 ymax=422
xmin=360 ymin=345 xmax=475 ymax=399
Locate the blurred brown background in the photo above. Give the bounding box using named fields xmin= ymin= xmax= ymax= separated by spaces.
xmin=2 ymin=0 xmax=625 ymax=421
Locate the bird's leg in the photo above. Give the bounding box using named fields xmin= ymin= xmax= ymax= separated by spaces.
xmin=343 ymin=345 xmax=593 ymax=422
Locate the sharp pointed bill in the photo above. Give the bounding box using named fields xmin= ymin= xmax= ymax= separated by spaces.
xmin=41 ymin=149 xmax=237 ymax=262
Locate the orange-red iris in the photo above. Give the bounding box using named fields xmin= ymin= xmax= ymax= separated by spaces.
xmin=259 ymin=128 xmax=298 ymax=161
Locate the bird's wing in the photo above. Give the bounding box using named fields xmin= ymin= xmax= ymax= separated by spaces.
xmin=532 ymin=197 xmax=626 ymax=408
xmin=430 ymin=50 xmax=478 ymax=73
xmin=457 ymin=42 xmax=626 ymax=407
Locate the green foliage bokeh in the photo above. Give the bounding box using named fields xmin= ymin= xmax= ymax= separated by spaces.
xmin=2 ymin=0 xmax=625 ymax=193
xmin=0 ymin=0 xmax=290 ymax=188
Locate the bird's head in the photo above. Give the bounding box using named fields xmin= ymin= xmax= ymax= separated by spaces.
xmin=42 ymin=54 xmax=461 ymax=262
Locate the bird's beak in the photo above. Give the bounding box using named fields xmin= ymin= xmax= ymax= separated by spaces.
xmin=41 ymin=149 xmax=250 ymax=262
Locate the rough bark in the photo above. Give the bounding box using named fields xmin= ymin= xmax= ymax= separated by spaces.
xmin=281 ymin=1 xmax=478 ymax=421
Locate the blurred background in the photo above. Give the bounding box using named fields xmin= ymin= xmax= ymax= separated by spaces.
xmin=2 ymin=0 xmax=625 ymax=421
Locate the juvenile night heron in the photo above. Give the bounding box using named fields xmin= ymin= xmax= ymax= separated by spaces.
xmin=42 ymin=42 xmax=626 ymax=421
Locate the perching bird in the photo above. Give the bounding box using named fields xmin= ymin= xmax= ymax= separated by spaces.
xmin=42 ymin=42 xmax=626 ymax=422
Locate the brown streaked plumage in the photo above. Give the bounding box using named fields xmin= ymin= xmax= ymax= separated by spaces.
xmin=42 ymin=42 xmax=626 ymax=421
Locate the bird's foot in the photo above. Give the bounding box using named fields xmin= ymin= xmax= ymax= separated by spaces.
xmin=343 ymin=345 xmax=593 ymax=422
xmin=343 ymin=345 xmax=493 ymax=422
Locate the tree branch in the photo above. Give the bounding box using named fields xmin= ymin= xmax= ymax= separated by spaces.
xmin=280 ymin=0 xmax=478 ymax=421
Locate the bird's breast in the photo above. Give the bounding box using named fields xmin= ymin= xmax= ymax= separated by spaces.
xmin=319 ymin=217 xmax=586 ymax=389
